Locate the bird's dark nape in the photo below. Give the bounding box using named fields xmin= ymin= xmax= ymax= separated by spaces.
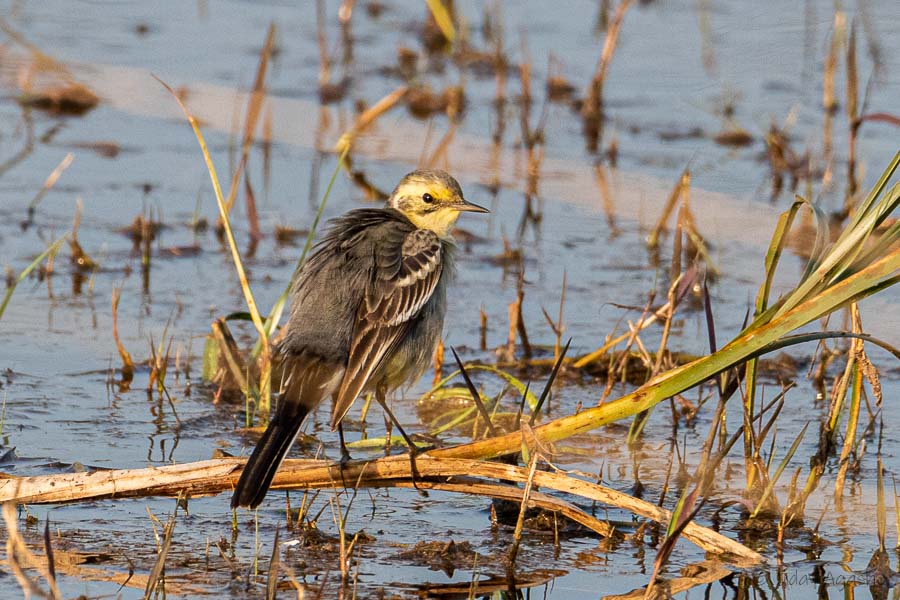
xmin=231 ymin=408 xmax=308 ymax=509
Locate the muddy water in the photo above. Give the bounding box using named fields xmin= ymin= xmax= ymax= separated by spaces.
xmin=0 ymin=0 xmax=898 ymax=598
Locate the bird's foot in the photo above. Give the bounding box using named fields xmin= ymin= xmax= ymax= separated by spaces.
xmin=406 ymin=440 xmax=432 ymax=498
xmin=406 ymin=441 xmax=436 ymax=456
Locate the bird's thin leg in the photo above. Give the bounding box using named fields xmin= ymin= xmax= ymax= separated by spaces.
xmin=337 ymin=422 xmax=352 ymax=465
xmin=382 ymin=411 xmax=393 ymax=457
xmin=335 ymin=421 xmax=353 ymax=491
xmin=375 ymin=387 xmax=425 ymax=492
xmin=374 ymin=387 xmax=419 ymax=454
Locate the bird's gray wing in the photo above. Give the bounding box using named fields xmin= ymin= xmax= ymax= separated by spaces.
xmin=331 ymin=228 xmax=443 ymax=428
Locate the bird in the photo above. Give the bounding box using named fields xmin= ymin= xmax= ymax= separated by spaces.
xmin=231 ymin=169 xmax=489 ymax=508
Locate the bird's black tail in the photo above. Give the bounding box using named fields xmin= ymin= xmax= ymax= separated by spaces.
xmin=231 ymin=356 xmax=337 ymax=508
xmin=231 ymin=407 xmax=309 ymax=509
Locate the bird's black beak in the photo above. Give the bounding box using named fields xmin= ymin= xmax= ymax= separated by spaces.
xmin=455 ymin=199 xmax=490 ymax=213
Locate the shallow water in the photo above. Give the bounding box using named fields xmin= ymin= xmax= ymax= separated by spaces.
xmin=0 ymin=0 xmax=898 ymax=598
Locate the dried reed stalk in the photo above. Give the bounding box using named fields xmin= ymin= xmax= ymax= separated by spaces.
xmin=0 ymin=456 xmax=762 ymax=564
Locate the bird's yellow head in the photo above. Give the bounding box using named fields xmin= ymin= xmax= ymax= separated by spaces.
xmin=388 ymin=169 xmax=489 ymax=238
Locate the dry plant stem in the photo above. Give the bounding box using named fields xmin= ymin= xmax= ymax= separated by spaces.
xmin=822 ymin=12 xmax=843 ymax=176
xmin=647 ymin=170 xmax=689 ymax=250
xmin=0 ymin=542 xmax=208 ymax=597
xmin=507 ymin=450 xmax=540 ymax=569
xmin=553 ymin=272 xmax=568 ymax=360
xmin=574 ymin=298 xmax=671 ymax=369
xmin=2 ymin=501 xmax=61 ymax=599
xmin=582 ymin=0 xmax=633 ymax=122
xmin=893 ymin=478 xmax=900 ymax=549
xmin=479 ymin=306 xmax=488 ymax=351
xmin=144 ymin=502 xmax=178 ymax=599
xmin=42 ymin=521 xmax=56 ymax=594
xmin=833 ymin=304 xmax=864 ymax=498
xmin=262 ymin=104 xmax=273 ymax=199
xmin=0 ymin=18 xmax=81 ymax=84
xmin=876 ymin=457 xmax=887 ymax=551
xmin=627 ymin=277 xmax=678 ymax=440
xmin=279 ymin=561 xmax=304 ymax=597
xmin=155 ymin=77 xmax=272 ymax=410
xmin=0 ymin=457 xmax=760 ymax=563
xmin=334 ymin=86 xmax=408 ymax=155
xmin=228 ymin=87 xmax=241 ymax=175
xmin=211 ymin=318 xmax=249 ymax=396
xmin=331 ymin=467 xmax=364 ymax=585
xmin=608 ymin=292 xmax=656 ymax=389
xmin=266 ymin=528 xmax=280 ymax=600
xmin=27 ymin=152 xmax=74 ymax=218
xmin=515 ymin=279 xmax=532 ymax=357
xmin=594 ymin=164 xmax=620 ymax=236
xmin=505 ymin=300 xmax=518 ymax=360
xmin=822 ymin=12 xmax=842 ymax=116
xmin=845 ymin=21 xmax=860 ymax=208
xmin=111 ymin=287 xmax=134 ymax=385
xmin=652 ymin=275 xmax=680 ymax=375
xmin=424 ymin=123 xmax=459 ymax=169
xmin=0 ymin=106 xmax=35 ymax=180
xmin=316 ymin=0 xmax=331 ymax=85
xmin=432 ymin=339 xmax=444 ymax=385
xmin=245 ymin=174 xmax=262 ymax=242
xmin=222 ymin=23 xmax=276 ymax=217
xmin=331 ymin=492 xmax=349 ymax=582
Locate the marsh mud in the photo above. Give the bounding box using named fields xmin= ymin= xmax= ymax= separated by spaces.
xmin=0 ymin=1 xmax=899 ymax=598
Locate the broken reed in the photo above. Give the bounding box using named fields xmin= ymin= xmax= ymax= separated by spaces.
xmin=0 ymin=455 xmax=760 ymax=563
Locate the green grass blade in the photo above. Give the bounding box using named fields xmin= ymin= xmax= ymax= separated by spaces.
xmin=846 ymin=151 xmax=900 ymax=228
xmin=850 ymin=219 xmax=900 ymax=271
xmin=799 ymin=199 xmax=830 ymax=282
xmin=755 ymin=199 xmax=805 ymax=317
xmin=750 ymin=422 xmax=809 ymax=518
xmin=424 ymin=0 xmax=456 ymax=43
xmin=251 ymin=146 xmax=349 ymax=359
xmin=751 ymin=331 xmax=900 ymax=360
xmin=0 ymin=234 xmax=67 ymax=321
xmin=771 ymin=152 xmax=899 ymax=319
xmin=876 ymin=458 xmax=886 ymax=551
xmin=425 ymin=364 xmax=539 ymax=411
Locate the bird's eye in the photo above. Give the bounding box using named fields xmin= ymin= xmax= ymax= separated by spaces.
xmin=422 ymin=193 xmax=434 ymax=204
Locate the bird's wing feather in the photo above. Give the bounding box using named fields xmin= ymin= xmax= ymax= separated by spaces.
xmin=331 ymin=229 xmax=443 ymax=428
